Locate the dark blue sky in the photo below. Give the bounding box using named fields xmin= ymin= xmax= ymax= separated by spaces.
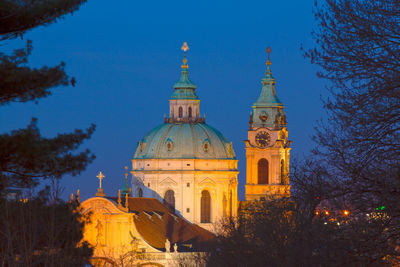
xmin=2 ymin=0 xmax=327 ymax=200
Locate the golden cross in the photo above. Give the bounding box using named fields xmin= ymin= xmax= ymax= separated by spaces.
xmin=96 ymin=171 xmax=105 ymax=189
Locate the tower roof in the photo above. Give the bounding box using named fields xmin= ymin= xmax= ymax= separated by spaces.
xmin=171 ymin=42 xmax=198 ymax=100
xmin=253 ymin=47 xmax=283 ymax=107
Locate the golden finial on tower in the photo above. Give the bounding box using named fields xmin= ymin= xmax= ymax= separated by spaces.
xmin=118 ymin=189 xmax=122 ymax=208
xmin=70 ymin=193 xmax=74 ymax=203
xmin=264 ymin=46 xmax=274 ymax=78
xmin=181 ymin=42 xmax=189 ymax=69
xmin=124 ymin=166 xmax=128 ymax=181
xmin=266 ymin=46 xmax=272 ymax=67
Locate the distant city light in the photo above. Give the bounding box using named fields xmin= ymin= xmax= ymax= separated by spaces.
xmin=324 ymin=210 xmax=329 ymax=216
xmin=343 ymin=210 xmax=349 ymax=216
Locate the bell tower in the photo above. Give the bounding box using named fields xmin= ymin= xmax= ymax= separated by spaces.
xmin=244 ymin=47 xmax=291 ymax=201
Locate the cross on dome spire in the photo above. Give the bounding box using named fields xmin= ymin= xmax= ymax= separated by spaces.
xmin=181 ymin=42 xmax=189 ymax=70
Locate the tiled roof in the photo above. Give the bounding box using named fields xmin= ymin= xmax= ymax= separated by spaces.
xmin=108 ymin=197 xmax=215 ymax=252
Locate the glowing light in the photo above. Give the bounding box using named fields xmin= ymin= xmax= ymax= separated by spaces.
xmin=315 ymin=211 xmax=319 ymax=215
xmin=343 ymin=210 xmax=349 ymax=216
xmin=324 ymin=210 xmax=329 ymax=216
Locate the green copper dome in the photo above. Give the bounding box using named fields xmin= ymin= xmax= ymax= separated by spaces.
xmin=134 ymin=123 xmax=236 ymax=159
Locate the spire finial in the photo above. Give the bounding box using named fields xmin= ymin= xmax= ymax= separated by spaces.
xmin=121 ymin=166 xmax=132 ymax=196
xmin=181 ymin=42 xmax=189 ymax=70
xmin=266 ymin=46 xmax=272 ymax=61
xmin=118 ymin=189 xmax=122 ymax=207
xmin=265 ymin=46 xmax=273 ymax=78
xmin=76 ymin=189 xmax=80 ymax=203
xmin=124 ymin=166 xmax=128 ymax=182
xmin=125 ymin=193 xmax=129 ymax=209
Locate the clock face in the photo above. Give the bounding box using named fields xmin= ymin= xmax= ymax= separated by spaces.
xmin=255 ymin=131 xmax=270 ymax=147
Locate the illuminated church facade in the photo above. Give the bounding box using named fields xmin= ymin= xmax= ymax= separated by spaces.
xmin=80 ymin=43 xmax=291 ymax=266
xmin=129 ymin=43 xmax=239 ymax=229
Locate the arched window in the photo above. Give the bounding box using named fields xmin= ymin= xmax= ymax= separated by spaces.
xmin=188 ymin=107 xmax=192 ymax=118
xmin=138 ymin=188 xmax=143 ymax=197
xmin=258 ymin=158 xmax=269 ymax=184
xmin=201 ymin=190 xmax=211 ymax=223
xmin=280 ymin=160 xmax=285 ymax=185
xmin=178 ymin=107 xmax=183 ymax=118
xmin=163 ymin=190 xmax=175 ymax=211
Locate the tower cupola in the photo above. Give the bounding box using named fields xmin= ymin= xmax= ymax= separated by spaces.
xmin=167 ymin=42 xmax=203 ymax=123
xmin=250 ymin=47 xmax=286 ymax=129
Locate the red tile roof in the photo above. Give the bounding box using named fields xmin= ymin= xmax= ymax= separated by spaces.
xmin=108 ymin=197 xmax=215 ymax=252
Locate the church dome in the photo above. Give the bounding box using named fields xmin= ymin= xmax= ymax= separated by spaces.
xmin=134 ymin=123 xmax=236 ymax=160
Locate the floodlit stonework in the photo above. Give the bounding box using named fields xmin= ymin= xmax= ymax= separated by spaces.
xmin=81 ymin=196 xmax=213 ymax=267
xmin=245 ymin=47 xmax=291 ymax=200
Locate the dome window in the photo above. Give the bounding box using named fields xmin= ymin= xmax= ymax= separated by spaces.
xmin=203 ymin=141 xmax=210 ymax=152
xmin=165 ymin=139 xmax=174 ymax=151
xmin=138 ymin=141 xmax=145 ymax=152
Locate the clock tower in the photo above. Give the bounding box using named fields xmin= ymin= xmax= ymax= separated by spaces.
xmin=244 ymin=47 xmax=291 ymax=201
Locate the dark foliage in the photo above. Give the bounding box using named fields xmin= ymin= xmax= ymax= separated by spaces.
xmin=0 ymin=188 xmax=93 ymax=266
xmin=0 ymin=40 xmax=74 ymax=105
xmin=0 ymin=0 xmax=95 ymax=190
xmin=0 ymin=118 xmax=95 ymax=189
xmin=207 ymin=198 xmax=393 ymax=267
xmin=0 ymin=0 xmax=94 ymax=265
xmin=0 ymin=0 xmax=87 ymax=40
xmin=298 ymin=0 xmax=400 ymax=263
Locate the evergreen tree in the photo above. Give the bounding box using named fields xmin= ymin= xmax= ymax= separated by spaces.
xmin=0 ymin=0 xmax=95 ymax=191
xmin=0 ymin=0 xmax=94 ymax=265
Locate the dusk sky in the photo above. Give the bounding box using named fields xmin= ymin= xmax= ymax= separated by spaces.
xmin=2 ymin=0 xmax=328 ymax=200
